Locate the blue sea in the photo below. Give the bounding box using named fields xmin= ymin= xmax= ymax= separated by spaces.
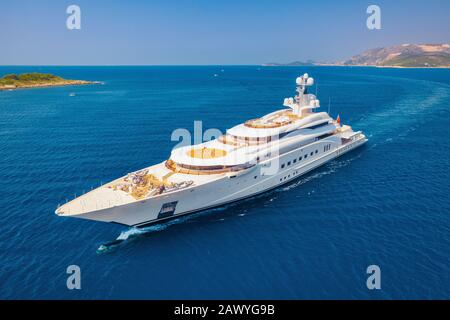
xmin=0 ymin=66 xmax=449 ymax=299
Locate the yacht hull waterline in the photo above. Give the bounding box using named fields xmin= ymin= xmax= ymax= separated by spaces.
xmin=56 ymin=74 xmax=368 ymax=227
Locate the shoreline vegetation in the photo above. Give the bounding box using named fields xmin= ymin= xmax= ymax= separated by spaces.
xmin=0 ymin=73 xmax=95 ymax=91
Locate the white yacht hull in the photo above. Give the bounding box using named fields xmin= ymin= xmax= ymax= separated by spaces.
xmin=67 ymin=135 xmax=367 ymax=227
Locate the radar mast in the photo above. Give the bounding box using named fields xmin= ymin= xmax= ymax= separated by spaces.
xmin=283 ymin=73 xmax=320 ymax=116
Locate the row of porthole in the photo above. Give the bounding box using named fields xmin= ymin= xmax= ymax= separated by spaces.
xmin=279 ymin=169 xmax=300 ymax=182
xmin=280 ymin=149 xmax=319 ymax=169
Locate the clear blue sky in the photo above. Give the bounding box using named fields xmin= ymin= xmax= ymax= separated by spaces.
xmin=1 ymin=0 xmax=449 ymax=65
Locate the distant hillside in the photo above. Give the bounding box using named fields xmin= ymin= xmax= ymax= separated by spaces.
xmin=341 ymin=44 xmax=450 ymax=68
xmin=263 ymin=60 xmax=316 ymax=67
xmin=264 ymin=44 xmax=450 ymax=68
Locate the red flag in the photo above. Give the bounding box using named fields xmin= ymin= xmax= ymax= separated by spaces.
xmin=336 ymin=114 xmax=341 ymax=124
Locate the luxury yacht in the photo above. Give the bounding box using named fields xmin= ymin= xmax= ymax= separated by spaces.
xmin=56 ymin=74 xmax=367 ymax=227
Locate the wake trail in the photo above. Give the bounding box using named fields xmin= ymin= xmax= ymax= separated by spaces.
xmin=355 ymin=78 xmax=450 ymax=143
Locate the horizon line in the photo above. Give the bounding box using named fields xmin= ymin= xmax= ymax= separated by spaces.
xmin=0 ymin=64 xmax=370 ymax=67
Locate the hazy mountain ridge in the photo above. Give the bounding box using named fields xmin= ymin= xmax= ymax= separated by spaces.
xmin=265 ymin=44 xmax=450 ymax=68
xmin=262 ymin=60 xmax=316 ymax=67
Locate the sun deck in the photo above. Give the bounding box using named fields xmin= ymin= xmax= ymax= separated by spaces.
xmin=244 ymin=109 xmax=302 ymax=128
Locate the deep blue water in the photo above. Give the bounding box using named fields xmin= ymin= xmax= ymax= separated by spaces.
xmin=0 ymin=66 xmax=449 ymax=299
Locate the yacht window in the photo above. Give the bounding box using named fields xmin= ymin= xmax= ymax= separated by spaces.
xmin=304 ymin=154 xmax=308 ymax=159
xmin=287 ymin=161 xmax=291 ymax=166
xmin=293 ymin=159 xmax=297 ymax=163
xmin=281 ymin=164 xmax=285 ymax=169
xmin=310 ymin=152 xmax=313 ymax=156
xmin=315 ymin=150 xmax=318 ymax=154
xmin=299 ymin=156 xmax=302 ymax=161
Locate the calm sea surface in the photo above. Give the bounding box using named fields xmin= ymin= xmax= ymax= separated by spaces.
xmin=0 ymin=66 xmax=449 ymax=299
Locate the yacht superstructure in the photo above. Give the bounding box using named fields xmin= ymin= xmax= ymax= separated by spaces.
xmin=56 ymin=74 xmax=367 ymax=227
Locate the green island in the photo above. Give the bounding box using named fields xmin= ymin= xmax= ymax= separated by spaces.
xmin=0 ymin=73 xmax=94 ymax=90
